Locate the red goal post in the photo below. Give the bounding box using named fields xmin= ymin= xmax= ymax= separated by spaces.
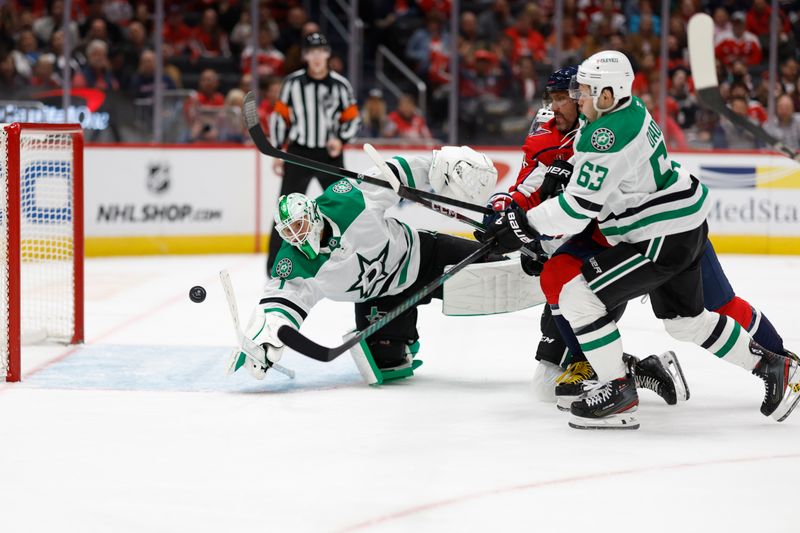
xmin=1 ymin=123 xmax=84 ymax=382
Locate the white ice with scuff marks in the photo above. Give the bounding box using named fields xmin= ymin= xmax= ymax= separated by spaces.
xmin=1 ymin=253 xmax=798 ymax=533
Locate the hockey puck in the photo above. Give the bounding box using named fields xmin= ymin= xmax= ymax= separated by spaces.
xmin=189 ymin=285 xmax=207 ymax=303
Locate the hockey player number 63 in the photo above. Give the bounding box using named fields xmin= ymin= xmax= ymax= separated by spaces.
xmin=576 ymin=161 xmax=608 ymax=191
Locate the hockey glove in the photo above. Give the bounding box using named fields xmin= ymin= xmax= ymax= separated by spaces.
xmin=475 ymin=192 xmax=513 ymax=242
xmin=539 ymin=160 xmax=573 ymax=201
xmin=520 ymin=240 xmax=548 ymax=276
xmin=485 ymin=204 xmax=540 ymax=254
xmin=231 ymin=310 xmax=294 ymax=379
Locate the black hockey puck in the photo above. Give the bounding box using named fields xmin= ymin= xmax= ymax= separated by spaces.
xmin=189 ymin=285 xmax=207 ymax=303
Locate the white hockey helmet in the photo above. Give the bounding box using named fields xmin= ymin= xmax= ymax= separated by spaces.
xmin=573 ymin=50 xmax=634 ymax=116
xmin=430 ymin=146 xmax=497 ymax=204
xmin=274 ymin=193 xmax=324 ymax=260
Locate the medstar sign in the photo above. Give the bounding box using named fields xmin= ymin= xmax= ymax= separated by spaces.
xmin=347 ymin=243 xmax=390 ymax=299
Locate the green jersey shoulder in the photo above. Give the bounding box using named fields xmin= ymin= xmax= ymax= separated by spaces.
xmin=576 ymin=96 xmax=647 ymax=154
xmin=270 ymin=179 xmax=366 ymax=281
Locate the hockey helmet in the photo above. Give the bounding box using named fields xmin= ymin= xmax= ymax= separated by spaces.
xmin=573 ymin=51 xmax=634 ymax=116
xmin=544 ymin=65 xmax=578 ymax=95
xmin=274 ymin=193 xmax=324 ymax=260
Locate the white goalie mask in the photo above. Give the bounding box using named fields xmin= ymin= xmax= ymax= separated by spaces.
xmin=429 ymin=146 xmax=498 ymax=204
xmin=274 ymin=193 xmax=324 ymax=260
xmin=529 ymin=104 xmax=555 ymax=134
xmin=573 ymin=50 xmax=634 ymax=118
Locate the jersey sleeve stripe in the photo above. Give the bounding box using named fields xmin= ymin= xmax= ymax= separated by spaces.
xmin=558 ymin=194 xmax=591 ymax=219
xmin=397 ymin=223 xmax=415 ymax=286
xmin=263 ymin=307 xmax=301 ymax=329
xmin=259 ymin=297 xmax=309 ymax=320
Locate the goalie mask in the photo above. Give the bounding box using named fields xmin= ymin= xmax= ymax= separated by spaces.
xmin=429 ymin=146 xmax=497 ymax=204
xmin=274 ymin=193 xmax=324 ymax=260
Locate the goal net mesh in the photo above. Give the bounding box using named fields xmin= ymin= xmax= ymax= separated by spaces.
xmin=1 ymin=127 xmax=77 ymax=378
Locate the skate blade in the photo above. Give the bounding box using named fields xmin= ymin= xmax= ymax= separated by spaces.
xmin=773 ymin=361 xmax=800 ymax=422
xmin=568 ymin=413 xmax=640 ymax=430
xmin=659 ymin=350 xmax=690 ymax=402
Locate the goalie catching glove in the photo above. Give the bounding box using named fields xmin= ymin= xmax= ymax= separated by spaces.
xmin=229 ymin=310 xmax=295 ymax=379
xmin=485 ymin=204 xmax=540 ymax=254
xmin=429 ymin=146 xmax=497 ymax=204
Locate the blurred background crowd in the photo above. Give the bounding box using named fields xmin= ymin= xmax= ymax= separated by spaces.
xmin=1 ymin=0 xmax=799 ymax=149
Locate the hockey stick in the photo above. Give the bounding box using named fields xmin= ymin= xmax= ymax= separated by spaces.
xmin=220 ymin=270 xmax=295 ymax=378
xmin=243 ymin=91 xmax=493 ymax=215
xmin=688 ymin=13 xmax=799 ymax=162
xmin=276 ymin=239 xmax=496 ymax=361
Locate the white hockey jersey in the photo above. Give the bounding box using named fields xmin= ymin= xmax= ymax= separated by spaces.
xmin=528 ymin=96 xmax=711 ymax=245
xmin=259 ymin=155 xmax=434 ymax=329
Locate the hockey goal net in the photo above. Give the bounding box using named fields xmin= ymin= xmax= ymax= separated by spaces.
xmin=1 ymin=123 xmax=84 ymax=382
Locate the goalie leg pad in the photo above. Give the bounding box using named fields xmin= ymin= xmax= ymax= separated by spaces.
xmin=442 ymin=257 xmax=545 ymax=316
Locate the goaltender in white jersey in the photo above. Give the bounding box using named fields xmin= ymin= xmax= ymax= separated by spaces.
xmin=235 ymin=147 xmax=503 ymax=384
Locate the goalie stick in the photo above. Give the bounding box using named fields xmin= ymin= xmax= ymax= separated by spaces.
xmin=275 ymin=239 xmax=496 ymax=361
xmin=243 ymin=91 xmax=493 ymax=215
xmin=219 ymin=270 xmax=295 ymax=378
xmin=688 ymin=13 xmax=799 ymax=162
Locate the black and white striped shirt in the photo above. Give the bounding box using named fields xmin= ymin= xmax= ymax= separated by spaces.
xmin=270 ymin=69 xmax=361 ymax=149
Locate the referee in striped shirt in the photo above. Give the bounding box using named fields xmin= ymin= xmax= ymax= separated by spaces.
xmin=267 ymin=32 xmax=361 ymax=272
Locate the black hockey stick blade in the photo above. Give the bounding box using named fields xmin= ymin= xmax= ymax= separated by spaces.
xmin=277 ymin=239 xmax=496 ymax=361
xmin=688 ymin=14 xmax=799 ymax=162
xmin=242 ymin=92 xmax=494 ymax=214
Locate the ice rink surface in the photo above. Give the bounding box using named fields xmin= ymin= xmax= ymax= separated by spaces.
xmin=1 ymin=253 xmax=799 ymax=532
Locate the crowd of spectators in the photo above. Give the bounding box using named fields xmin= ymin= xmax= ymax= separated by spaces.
xmin=1 ymin=0 xmax=799 ymax=148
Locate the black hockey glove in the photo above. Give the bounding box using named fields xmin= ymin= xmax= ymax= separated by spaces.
xmin=475 ymin=193 xmax=514 ymax=242
xmin=520 ymin=240 xmax=548 ymax=277
xmin=485 ymin=204 xmax=539 ymax=254
xmin=539 ymin=160 xmax=573 ymax=201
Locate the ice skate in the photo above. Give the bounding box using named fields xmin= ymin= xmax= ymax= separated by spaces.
xmin=554 ymin=360 xmax=596 ymax=411
xmin=751 ymin=344 xmax=800 ymax=422
xmin=568 ymin=374 xmax=640 ymax=430
xmin=627 ymin=351 xmax=690 ymax=405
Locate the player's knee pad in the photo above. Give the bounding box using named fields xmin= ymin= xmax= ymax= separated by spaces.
xmin=540 ymin=254 xmax=584 ymax=305
xmin=663 ymin=309 xmax=719 ymax=344
xmin=714 ymin=296 xmax=754 ymax=330
xmin=559 ymin=275 xmax=608 ymax=329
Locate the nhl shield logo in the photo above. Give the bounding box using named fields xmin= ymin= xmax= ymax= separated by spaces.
xmin=276 ymin=258 xmax=293 ymax=278
xmin=147 ymin=162 xmax=170 ymax=194
xmin=332 ymin=180 xmax=352 ymax=194
xmin=591 ymin=128 xmax=615 ymax=151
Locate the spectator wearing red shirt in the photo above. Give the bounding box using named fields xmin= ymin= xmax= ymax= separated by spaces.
xmin=72 ymin=39 xmax=119 ymax=91
xmin=729 ymin=80 xmax=768 ymax=125
xmin=384 ymin=94 xmax=432 ymax=139
xmin=30 ymin=54 xmax=61 ymax=88
xmin=191 ymin=8 xmax=231 ymax=58
xmin=163 ymin=4 xmax=193 ymax=57
xmin=746 ymin=0 xmax=791 ymax=38
xmin=714 ymin=12 xmax=762 ymax=68
xmin=241 ymin=24 xmax=285 ymax=77
xmin=504 ymin=9 xmax=545 ymax=63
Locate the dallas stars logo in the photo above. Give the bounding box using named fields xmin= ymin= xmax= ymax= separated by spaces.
xmin=275 ymin=258 xmax=293 ymax=278
xmin=347 ymin=243 xmax=390 ymax=299
xmin=591 ymin=128 xmax=615 ymax=151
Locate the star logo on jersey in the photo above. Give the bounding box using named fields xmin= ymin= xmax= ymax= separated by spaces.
xmin=591 ymin=128 xmax=615 ymax=151
xmin=275 ymin=258 xmax=293 ymax=278
xmin=347 ymin=243 xmax=390 ymax=299
xmin=332 ymin=180 xmax=352 ymax=194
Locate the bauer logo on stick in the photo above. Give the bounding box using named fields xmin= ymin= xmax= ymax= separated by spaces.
xmin=276 ymin=258 xmax=293 ymax=278
xmin=591 ymin=128 xmax=615 ymax=151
